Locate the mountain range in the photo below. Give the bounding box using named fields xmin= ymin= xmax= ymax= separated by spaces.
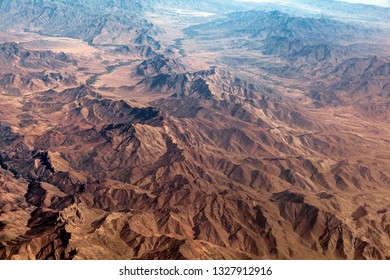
xmin=0 ymin=0 xmax=389 ymax=260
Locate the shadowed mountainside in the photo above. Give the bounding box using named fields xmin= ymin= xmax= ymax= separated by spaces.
xmin=1 ymin=73 xmax=390 ymax=259
xmin=0 ymin=42 xmax=78 ymax=95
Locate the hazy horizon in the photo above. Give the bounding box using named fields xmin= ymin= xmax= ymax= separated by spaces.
xmin=237 ymin=0 xmax=390 ymax=7
xmin=339 ymin=0 xmax=390 ymax=7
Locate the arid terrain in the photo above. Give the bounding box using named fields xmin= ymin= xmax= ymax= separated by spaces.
xmin=0 ymin=0 xmax=389 ymax=260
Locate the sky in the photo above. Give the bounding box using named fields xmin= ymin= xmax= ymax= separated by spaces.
xmin=339 ymin=0 xmax=390 ymax=7
xmin=237 ymin=0 xmax=390 ymax=7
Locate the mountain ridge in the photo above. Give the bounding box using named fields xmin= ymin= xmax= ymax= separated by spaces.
xmin=0 ymin=0 xmax=389 ymax=260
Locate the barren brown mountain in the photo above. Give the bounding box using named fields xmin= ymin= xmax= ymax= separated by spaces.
xmin=0 ymin=0 xmax=389 ymax=260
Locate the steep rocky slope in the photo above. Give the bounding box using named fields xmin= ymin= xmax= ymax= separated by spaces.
xmin=0 ymin=42 xmax=78 ymax=94
xmin=0 ymin=72 xmax=389 ymax=259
